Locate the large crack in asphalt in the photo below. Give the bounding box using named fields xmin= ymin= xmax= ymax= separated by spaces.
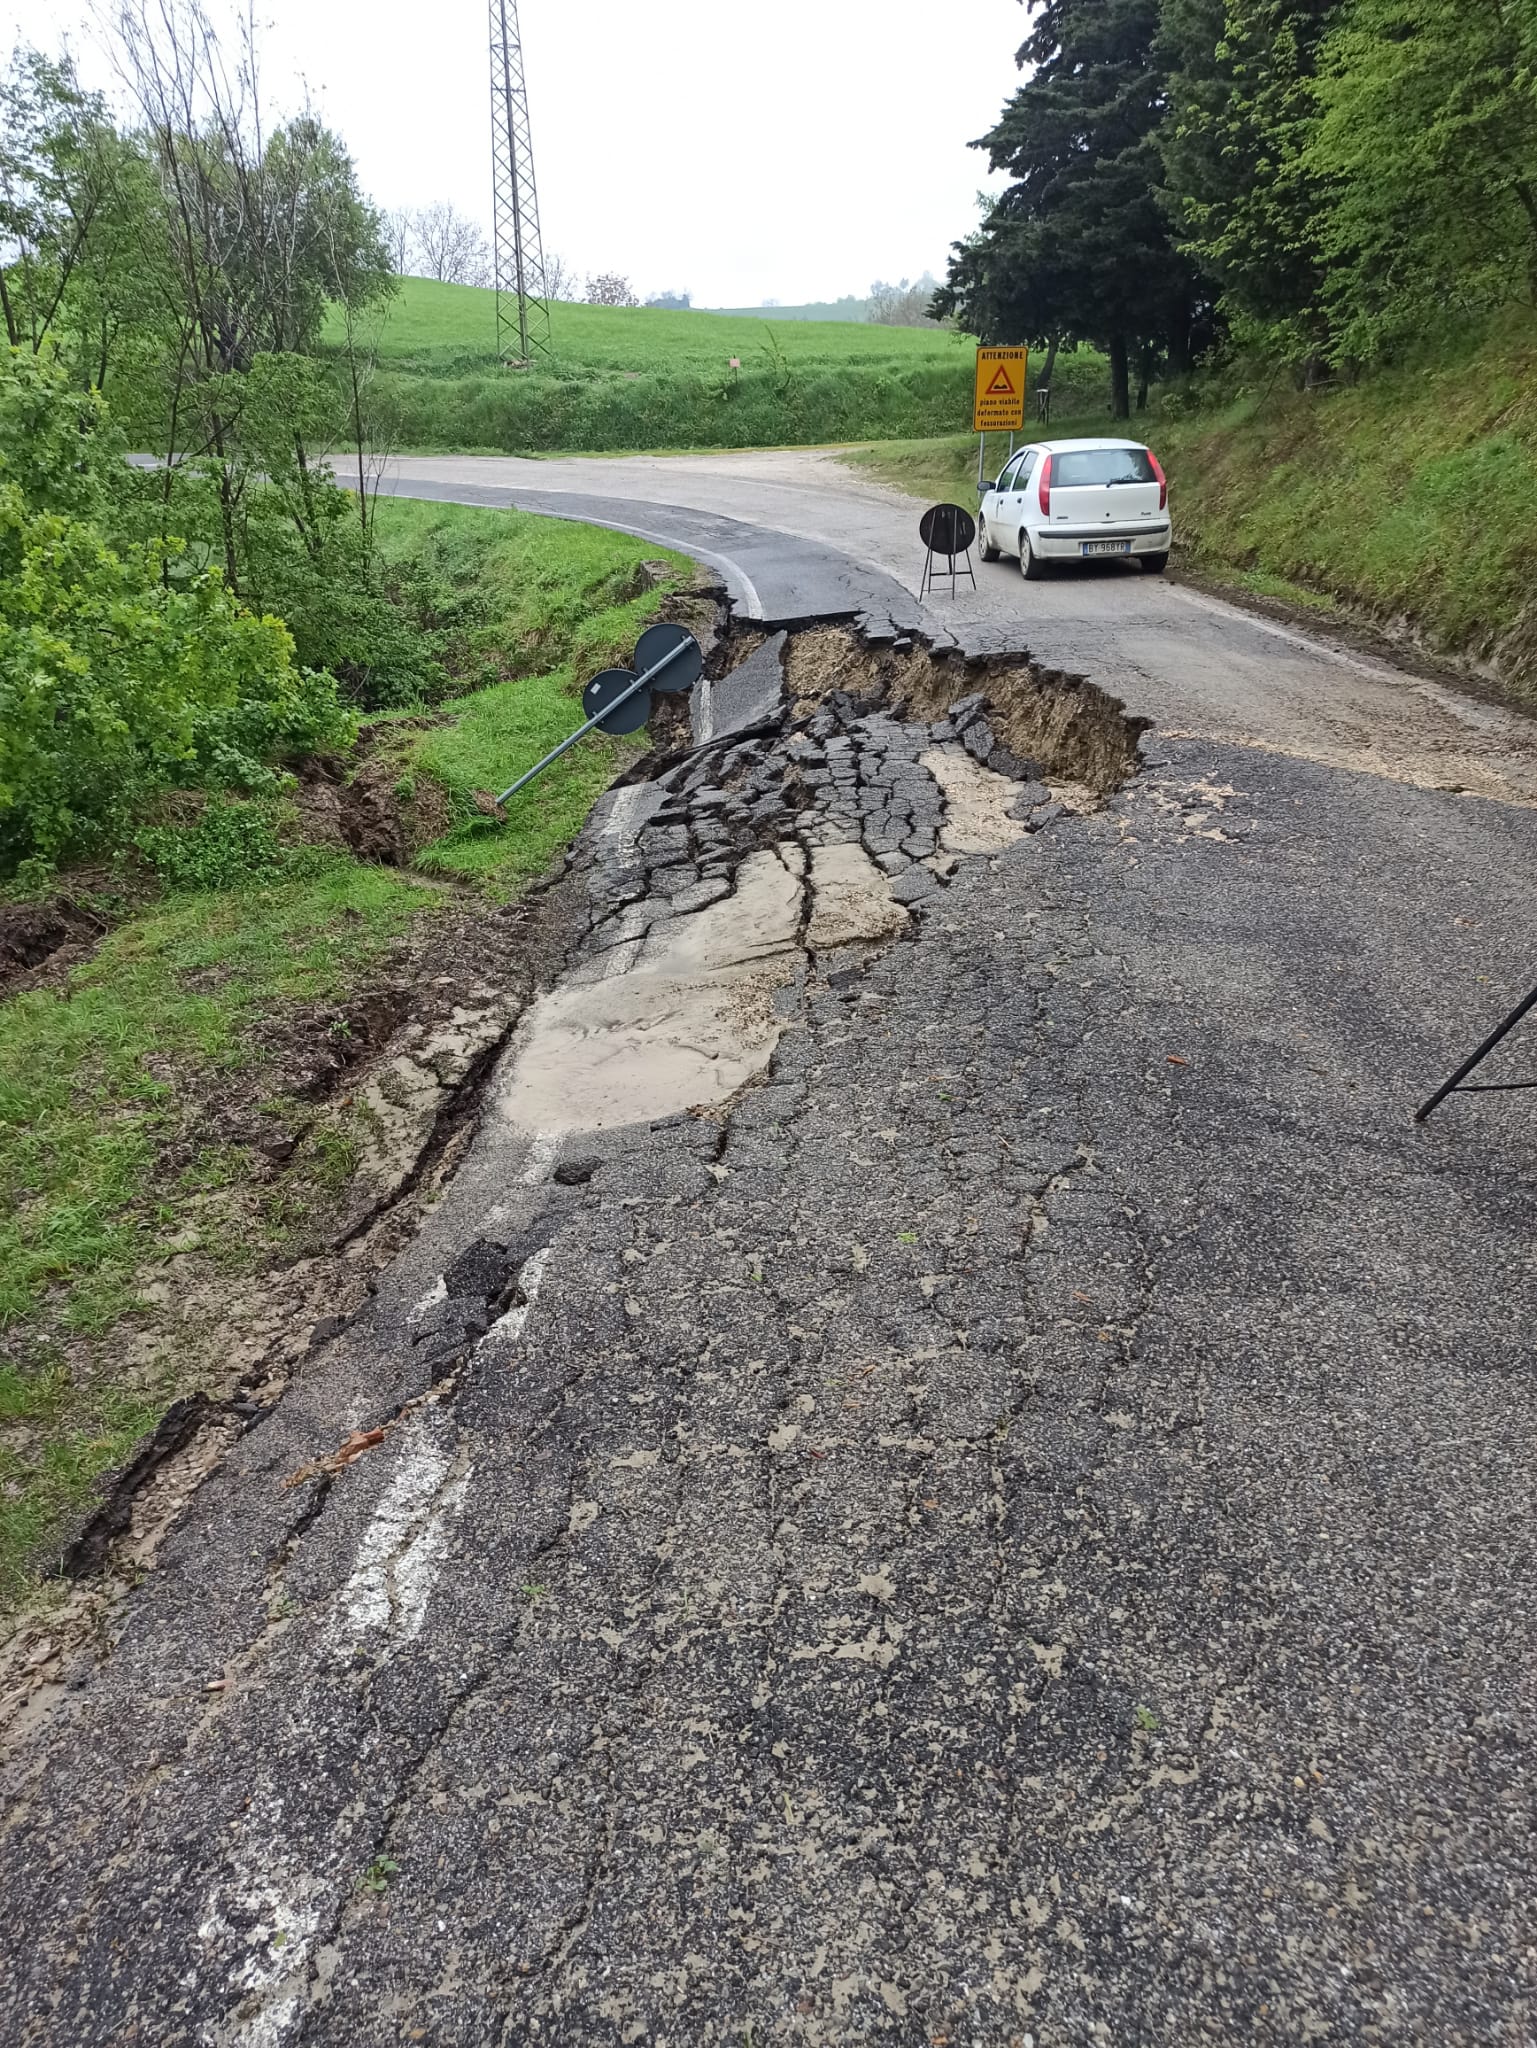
xmin=4 ymin=616 xmax=1536 ymax=2047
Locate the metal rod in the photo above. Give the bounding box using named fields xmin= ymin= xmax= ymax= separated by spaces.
xmin=494 ymin=636 xmax=691 ymax=806
xmin=1414 ymin=980 xmax=1537 ymax=1122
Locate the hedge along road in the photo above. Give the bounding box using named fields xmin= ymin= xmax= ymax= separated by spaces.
xmin=378 ymin=445 xmax=1537 ymax=804
xmin=4 ymin=448 xmax=1537 ymax=2046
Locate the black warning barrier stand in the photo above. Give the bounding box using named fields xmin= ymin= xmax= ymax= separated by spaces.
xmin=1414 ymin=979 xmax=1537 ymax=1122
xmin=494 ymin=623 xmax=702 ymax=807
xmin=919 ymin=503 xmax=977 ymax=602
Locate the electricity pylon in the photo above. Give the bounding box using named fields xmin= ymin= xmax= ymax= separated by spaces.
xmin=488 ymin=0 xmax=551 ymax=365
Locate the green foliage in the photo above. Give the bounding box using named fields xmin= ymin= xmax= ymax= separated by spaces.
xmin=0 ymin=478 xmax=352 ymax=874
xmin=937 ymin=0 xmax=1207 ymax=414
xmin=0 ymin=342 xmax=116 ymax=515
xmin=0 ymin=48 xmax=117 ymax=356
xmin=0 ymin=351 xmax=374 ymax=878
xmin=1158 ymin=0 xmax=1341 ymax=361
xmin=370 ymin=498 xmax=689 ymax=891
xmin=133 ymin=797 xmax=291 ymax=891
xmin=1310 ymin=0 xmax=1537 ymax=363
xmin=955 ymin=0 xmax=1537 ymax=394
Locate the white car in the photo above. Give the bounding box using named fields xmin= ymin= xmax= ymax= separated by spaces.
xmin=978 ymin=437 xmax=1171 ymax=579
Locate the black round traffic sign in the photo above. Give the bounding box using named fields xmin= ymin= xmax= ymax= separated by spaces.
xmin=582 ymin=668 xmax=652 ymax=736
xmin=919 ymin=503 xmax=977 ymax=556
xmin=633 ymin=621 xmax=702 ymax=694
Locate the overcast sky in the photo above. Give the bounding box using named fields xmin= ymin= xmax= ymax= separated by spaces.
xmin=0 ymin=0 xmax=1027 ymax=307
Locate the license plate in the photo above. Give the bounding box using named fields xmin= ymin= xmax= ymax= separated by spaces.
xmin=1081 ymin=539 xmax=1132 ymax=557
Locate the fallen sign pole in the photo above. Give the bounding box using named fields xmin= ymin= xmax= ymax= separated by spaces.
xmin=1414 ymin=978 xmax=1537 ymax=1123
xmin=495 ymin=623 xmax=702 ymax=806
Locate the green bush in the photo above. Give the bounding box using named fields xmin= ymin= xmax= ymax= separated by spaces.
xmin=0 ymin=484 xmax=354 ymax=875
xmin=132 ymin=796 xmax=294 ymax=891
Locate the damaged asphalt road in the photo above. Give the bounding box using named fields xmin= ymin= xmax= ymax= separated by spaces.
xmin=3 ymin=489 xmax=1537 ymax=2048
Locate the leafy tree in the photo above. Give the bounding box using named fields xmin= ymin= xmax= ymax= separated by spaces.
xmin=938 ymin=0 xmax=1205 ymax=415
xmin=103 ymin=0 xmax=391 ymax=587
xmin=0 ymin=348 xmax=350 ymax=875
xmin=1157 ymin=0 xmax=1342 ymax=365
xmin=0 ymin=50 xmax=127 ymax=360
xmin=0 ymin=343 xmax=116 ymax=518
xmin=1308 ymin=0 xmax=1537 ymax=362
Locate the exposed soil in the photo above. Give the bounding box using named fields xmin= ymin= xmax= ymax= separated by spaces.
xmin=0 ymin=880 xmax=152 ymax=1006
xmin=781 ymin=626 xmax=1146 ymax=793
xmin=290 ymin=723 xmax=456 ymax=867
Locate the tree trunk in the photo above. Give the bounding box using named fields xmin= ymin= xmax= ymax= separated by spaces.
xmin=1108 ymin=332 xmax=1130 ymax=420
xmin=1515 ymin=180 xmax=1537 ymax=299
xmin=1166 ymin=301 xmax=1192 ymax=378
xmin=1136 ymin=345 xmax=1155 ymax=412
xmin=209 ymin=414 xmax=241 ymax=593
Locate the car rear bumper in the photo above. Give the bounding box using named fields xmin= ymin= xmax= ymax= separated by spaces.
xmin=1036 ymin=522 xmax=1171 ymax=558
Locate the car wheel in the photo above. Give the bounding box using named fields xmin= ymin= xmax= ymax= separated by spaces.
xmin=1141 ymin=552 xmax=1169 ymax=575
xmin=1020 ymin=533 xmax=1047 ymax=581
xmin=979 ymin=517 xmax=1001 ymax=564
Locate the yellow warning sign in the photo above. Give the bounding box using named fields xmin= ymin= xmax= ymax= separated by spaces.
xmin=973 ymin=345 xmax=1027 ymax=433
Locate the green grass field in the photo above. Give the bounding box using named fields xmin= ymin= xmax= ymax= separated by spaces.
xmin=342 ymin=277 xmax=982 ymax=454
xmin=370 ymin=497 xmax=690 ymax=890
xmin=349 ymin=278 xmax=965 ymax=378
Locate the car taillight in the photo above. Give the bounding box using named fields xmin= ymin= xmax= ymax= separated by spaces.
xmin=1148 ymin=449 xmax=1167 ymax=511
xmin=1038 ymin=454 xmax=1052 ymax=517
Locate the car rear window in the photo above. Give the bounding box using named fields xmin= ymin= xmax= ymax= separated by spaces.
xmin=1052 ymin=448 xmax=1156 ymax=486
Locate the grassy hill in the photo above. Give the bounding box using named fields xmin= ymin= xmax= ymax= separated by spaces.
xmin=339 ymin=276 xmax=978 ymax=453
xmin=352 ymin=278 xmax=958 ymax=376
xmin=336 ymin=280 xmax=1118 ymax=455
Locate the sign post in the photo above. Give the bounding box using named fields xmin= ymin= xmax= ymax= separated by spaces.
xmin=973 ymin=344 xmax=1028 ymax=495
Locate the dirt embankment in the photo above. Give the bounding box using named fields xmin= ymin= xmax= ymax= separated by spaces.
xmin=781 ymin=625 xmax=1146 ymax=792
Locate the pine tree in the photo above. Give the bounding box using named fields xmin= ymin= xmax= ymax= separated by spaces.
xmin=937 ymin=0 xmax=1204 ymax=416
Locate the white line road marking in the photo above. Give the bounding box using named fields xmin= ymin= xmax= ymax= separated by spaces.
xmin=335 ymin=1428 xmax=469 ymax=1644
xmin=198 ymin=1869 xmax=325 ymax=2048
xmin=520 ymin=1129 xmax=560 ymax=1184
xmin=518 ymin=511 xmax=764 ymax=621
xmin=600 ymin=784 xmax=656 ymax=851
xmin=477 ymin=1245 xmax=552 ymax=1355
xmin=1166 ymin=580 xmax=1531 ymax=737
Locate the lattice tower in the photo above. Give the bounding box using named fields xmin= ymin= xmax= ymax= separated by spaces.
xmin=489 ymin=0 xmax=551 ymax=365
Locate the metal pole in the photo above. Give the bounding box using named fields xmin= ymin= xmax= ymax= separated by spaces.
xmin=1414 ymin=981 xmax=1537 ymax=1122
xmin=976 ymin=432 xmax=985 ymax=494
xmin=494 ymin=635 xmax=692 ymax=805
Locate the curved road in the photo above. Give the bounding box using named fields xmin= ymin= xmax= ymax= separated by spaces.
xmin=380 ymin=446 xmax=1537 ymax=804
xmin=6 ymin=449 xmax=1537 ymax=2047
